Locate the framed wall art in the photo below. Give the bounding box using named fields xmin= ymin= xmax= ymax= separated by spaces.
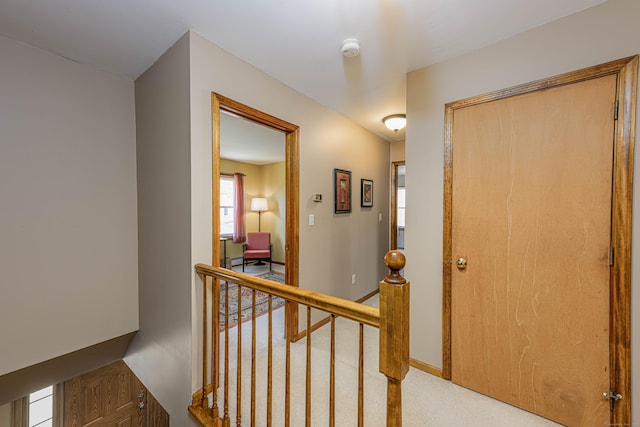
xmin=361 ymin=179 xmax=373 ymax=207
xmin=334 ymin=169 xmax=351 ymax=213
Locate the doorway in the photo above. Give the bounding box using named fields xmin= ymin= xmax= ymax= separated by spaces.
xmin=219 ymin=110 xmax=286 ymax=272
xmin=211 ymin=93 xmax=300 ymax=339
xmin=391 ymin=161 xmax=405 ymax=251
xmin=442 ymin=56 xmax=637 ymax=425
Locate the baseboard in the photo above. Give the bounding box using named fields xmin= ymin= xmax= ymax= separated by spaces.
xmin=230 ymin=257 xmax=285 ymax=268
xmin=356 ymin=288 xmax=379 ymax=303
xmin=409 ymin=358 xmax=443 ymax=378
xmin=292 ymin=288 xmax=380 ymax=342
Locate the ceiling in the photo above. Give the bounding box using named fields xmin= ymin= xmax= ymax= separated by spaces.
xmin=0 ymin=0 xmax=607 ymax=142
xmin=220 ymin=111 xmax=285 ymax=165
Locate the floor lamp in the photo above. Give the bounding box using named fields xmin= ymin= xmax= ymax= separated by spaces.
xmin=250 ymin=197 xmax=268 ymax=265
xmin=251 ymin=197 xmax=268 ymax=231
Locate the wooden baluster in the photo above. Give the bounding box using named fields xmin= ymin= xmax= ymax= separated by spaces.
xmin=358 ymin=323 xmax=364 ymax=427
xmin=305 ymin=306 xmax=312 ymax=427
xmin=236 ymin=284 xmax=242 ymax=427
xmin=379 ymin=251 xmax=409 ymax=427
xmin=251 ymin=290 xmax=257 ymax=427
xmin=285 ymin=323 xmax=291 ymax=427
xmin=212 ymin=277 xmax=220 ymax=418
xmin=267 ymin=296 xmax=273 ymax=427
xmin=202 ymin=275 xmax=208 ymax=409
xmin=329 ymin=315 xmax=336 ymax=427
xmin=224 ymin=280 xmax=230 ymax=424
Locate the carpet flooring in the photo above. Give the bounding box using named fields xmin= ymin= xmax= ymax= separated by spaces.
xmin=219 ymin=271 xmax=286 ymax=330
xmin=212 ymin=294 xmax=562 ymax=426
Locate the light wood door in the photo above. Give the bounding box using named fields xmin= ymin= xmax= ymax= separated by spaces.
xmin=451 ymin=74 xmax=616 ymax=425
xmin=64 ymin=361 xmax=147 ymax=426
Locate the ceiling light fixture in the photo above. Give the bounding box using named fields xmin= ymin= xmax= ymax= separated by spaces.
xmin=341 ymin=38 xmax=360 ymax=57
xmin=382 ymin=114 xmax=407 ymax=132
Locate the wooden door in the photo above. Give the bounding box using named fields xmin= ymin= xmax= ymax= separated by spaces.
xmin=450 ymin=74 xmax=616 ymax=426
xmin=64 ymin=361 xmax=147 ymax=426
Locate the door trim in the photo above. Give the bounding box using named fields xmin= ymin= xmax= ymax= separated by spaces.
xmin=442 ymin=56 xmax=637 ymax=423
xmin=211 ymin=93 xmax=300 ymax=340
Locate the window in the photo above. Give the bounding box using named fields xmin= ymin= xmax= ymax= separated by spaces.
xmin=220 ymin=175 xmax=235 ymax=236
xmin=28 ymin=386 xmax=53 ymax=427
xmin=12 ymin=385 xmax=59 ymax=427
xmin=397 ymin=187 xmax=406 ymax=227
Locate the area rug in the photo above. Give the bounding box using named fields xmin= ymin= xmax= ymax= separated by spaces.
xmin=219 ymin=271 xmax=286 ymax=330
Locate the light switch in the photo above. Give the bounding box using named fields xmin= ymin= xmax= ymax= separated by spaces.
xmin=309 ymin=214 xmax=315 ymax=226
xmin=378 ymin=213 xmax=383 ymax=222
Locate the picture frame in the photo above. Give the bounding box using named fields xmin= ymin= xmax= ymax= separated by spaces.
xmin=361 ymin=179 xmax=373 ymax=207
xmin=334 ymin=169 xmax=352 ymax=213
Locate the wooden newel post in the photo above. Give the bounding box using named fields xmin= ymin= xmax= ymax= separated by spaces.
xmin=379 ymin=250 xmax=409 ymax=427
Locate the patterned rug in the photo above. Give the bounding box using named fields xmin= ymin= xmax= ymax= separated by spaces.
xmin=219 ymin=271 xmax=286 ymax=330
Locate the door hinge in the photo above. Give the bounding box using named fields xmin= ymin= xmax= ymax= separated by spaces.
xmin=603 ymin=390 xmax=622 ymax=411
xmin=609 ymin=247 xmax=614 ymax=266
xmin=614 ymin=100 xmax=619 ymax=120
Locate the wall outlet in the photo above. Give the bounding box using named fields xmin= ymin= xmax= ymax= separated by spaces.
xmin=351 ymin=274 xmax=356 ymax=285
xmin=378 ymin=213 xmax=383 ymax=222
xmin=312 ymin=193 xmax=323 ymax=202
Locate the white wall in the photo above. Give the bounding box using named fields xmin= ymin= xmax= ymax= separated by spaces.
xmin=125 ymin=33 xmax=194 ymax=425
xmin=0 ymin=36 xmax=138 ymax=377
xmin=406 ymin=0 xmax=640 ymax=417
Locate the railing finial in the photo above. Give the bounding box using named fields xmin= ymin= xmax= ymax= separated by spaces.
xmin=384 ymin=250 xmax=406 ymax=285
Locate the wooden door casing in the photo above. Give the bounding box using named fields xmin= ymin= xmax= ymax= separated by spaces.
xmin=452 ymin=75 xmax=615 ymax=425
xmin=443 ymin=56 xmax=638 ymax=426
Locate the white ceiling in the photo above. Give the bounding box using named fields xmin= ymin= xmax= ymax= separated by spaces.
xmin=0 ymin=0 xmax=607 ymax=142
xmin=220 ymin=111 xmax=285 ymax=165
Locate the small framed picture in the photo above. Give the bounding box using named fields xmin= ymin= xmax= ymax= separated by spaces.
xmin=361 ymin=179 xmax=373 ymax=207
xmin=334 ymin=169 xmax=351 ymax=213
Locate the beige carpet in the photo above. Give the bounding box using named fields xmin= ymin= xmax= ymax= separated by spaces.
xmin=212 ymin=295 xmax=561 ymax=426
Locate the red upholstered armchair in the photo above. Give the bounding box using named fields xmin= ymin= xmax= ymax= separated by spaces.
xmin=242 ymin=232 xmax=272 ymax=271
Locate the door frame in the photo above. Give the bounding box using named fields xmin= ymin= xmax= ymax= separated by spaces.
xmin=390 ymin=161 xmax=405 ymax=250
xmin=442 ymin=56 xmax=637 ymax=423
xmin=211 ymin=92 xmax=300 ymax=339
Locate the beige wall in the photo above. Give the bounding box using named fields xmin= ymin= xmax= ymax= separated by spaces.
xmin=390 ymin=140 xmax=405 ymax=163
xmin=130 ymin=29 xmax=390 ymax=426
xmin=189 ymin=30 xmax=390 ymax=308
xmin=0 ymin=403 xmax=9 ymax=427
xmin=125 ymin=33 xmax=193 ymax=424
xmin=262 ymin=162 xmax=286 ymax=263
xmin=219 ymin=159 xmax=286 ymax=263
xmin=0 ymin=35 xmax=138 ymax=381
xmin=406 ymin=0 xmax=640 ymax=416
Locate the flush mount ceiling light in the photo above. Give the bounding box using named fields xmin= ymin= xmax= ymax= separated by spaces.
xmin=382 ymin=114 xmax=407 ymax=132
xmin=341 ymin=38 xmax=360 ymax=57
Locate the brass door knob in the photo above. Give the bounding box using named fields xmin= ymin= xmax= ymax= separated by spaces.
xmin=456 ymin=258 xmax=467 ymax=270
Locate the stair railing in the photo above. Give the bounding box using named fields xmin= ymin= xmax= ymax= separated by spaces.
xmin=189 ymin=250 xmax=409 ymax=426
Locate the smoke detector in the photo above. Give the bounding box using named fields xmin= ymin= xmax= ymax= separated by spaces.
xmin=341 ymin=38 xmax=360 ymax=57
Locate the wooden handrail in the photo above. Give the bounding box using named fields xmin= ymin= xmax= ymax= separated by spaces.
xmin=195 ymin=263 xmax=380 ymax=328
xmin=191 ymin=250 xmax=409 ymax=426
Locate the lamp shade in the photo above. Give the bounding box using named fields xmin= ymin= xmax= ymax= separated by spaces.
xmin=382 ymin=114 xmax=407 ymax=132
xmin=250 ymin=197 xmax=268 ymax=211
